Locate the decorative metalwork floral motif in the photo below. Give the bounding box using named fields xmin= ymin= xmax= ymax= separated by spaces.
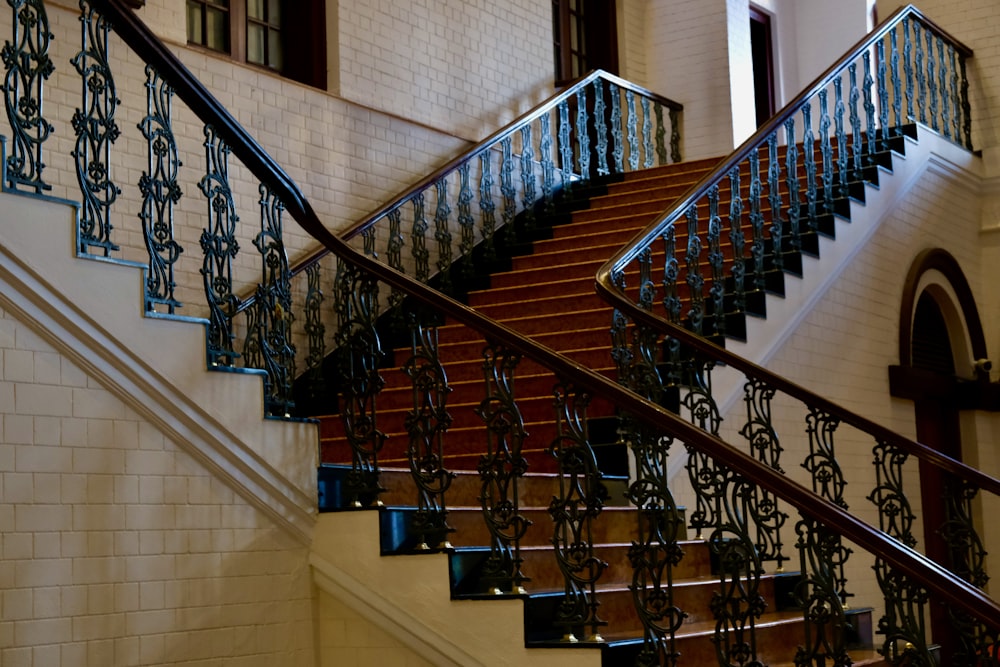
xmin=610 ymin=83 xmax=624 ymax=173
xmin=548 ymin=383 xmax=608 ymax=642
xmin=519 ymin=124 xmax=536 ymax=231
xmin=302 ymin=262 xmax=326 ymax=401
xmin=402 ymin=319 xmax=454 ymax=550
xmin=334 ymin=260 xmax=386 ymax=507
xmin=198 ymin=125 xmax=241 ymax=366
xmin=72 ymin=1 xmax=121 ymax=256
xmin=576 ymin=88 xmax=591 ymax=180
xmin=457 ymin=162 xmax=475 ymax=277
xmin=626 ymin=90 xmax=639 ymax=172
xmin=802 ymin=104 xmax=818 ymax=225
xmin=433 ymin=178 xmax=453 ymax=292
xmin=540 ymin=109 xmax=556 ymax=209
xmin=707 ymin=186 xmax=726 ymax=338
xmin=728 ymin=166 xmax=747 ymax=312
xmin=848 ymin=64 xmax=863 ymax=178
xmin=654 ymin=102 xmax=667 ymax=167
xmin=684 ymin=203 xmax=705 ymax=335
xmin=138 ymin=65 xmax=183 ymax=314
xmin=478 ymin=151 xmax=496 ymax=261
xmin=2 ymin=0 xmax=54 ymax=193
xmin=243 ymin=185 xmax=295 ymax=417
xmin=834 ymin=77 xmax=849 ymax=199
xmin=767 ymin=132 xmax=784 ymax=271
xmin=748 ymin=148 xmax=766 ymax=290
xmin=682 ymin=360 xmax=724 ymax=539
xmin=819 ymin=89 xmax=835 ymax=213
xmin=475 ymin=342 xmax=531 ymax=594
xmin=594 ymin=79 xmax=609 ymax=176
xmin=784 ymin=118 xmax=801 ymax=252
xmin=641 ymin=97 xmax=653 ymax=169
xmin=411 ymin=192 xmax=430 ymax=283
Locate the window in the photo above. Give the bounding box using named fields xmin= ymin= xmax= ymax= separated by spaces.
xmin=186 ymin=0 xmax=326 ymax=90
xmin=552 ymin=0 xmax=618 ymax=86
xmin=749 ymin=6 xmax=775 ymax=127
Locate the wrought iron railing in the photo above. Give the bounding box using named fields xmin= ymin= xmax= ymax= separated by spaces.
xmin=598 ymin=4 xmax=997 ymax=665
xmin=2 ymin=1 xmax=998 ymax=665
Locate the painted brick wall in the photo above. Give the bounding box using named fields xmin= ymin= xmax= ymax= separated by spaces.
xmin=337 ymin=0 xmax=555 ymax=141
xmin=0 ymin=307 xmax=314 ymax=666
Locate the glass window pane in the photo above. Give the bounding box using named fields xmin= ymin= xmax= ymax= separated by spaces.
xmin=269 ymin=0 xmax=281 ymax=27
xmin=248 ymin=0 xmax=264 ymax=20
xmin=269 ymin=29 xmax=282 ymax=69
xmin=247 ymin=23 xmax=264 ymax=64
xmin=187 ymin=2 xmax=202 ymax=43
xmin=206 ymin=7 xmax=228 ymax=51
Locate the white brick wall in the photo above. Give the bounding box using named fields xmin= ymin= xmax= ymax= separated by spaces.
xmin=0 ymin=307 xmax=314 ymax=666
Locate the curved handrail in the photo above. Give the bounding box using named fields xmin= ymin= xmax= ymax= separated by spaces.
xmin=593 ymin=2 xmax=1000 ymax=497
xmin=93 ymin=0 xmax=1000 ymax=632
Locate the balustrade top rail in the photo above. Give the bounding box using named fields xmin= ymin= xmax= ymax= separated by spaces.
xmin=87 ymin=0 xmax=1000 ymax=631
xmin=596 ymin=3 xmax=998 ymax=492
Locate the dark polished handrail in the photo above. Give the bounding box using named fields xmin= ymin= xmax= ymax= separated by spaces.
xmin=594 ymin=2 xmax=1000 ymax=497
xmin=92 ymin=0 xmax=1000 ymax=632
xmin=605 ymin=3 xmax=968 ymax=273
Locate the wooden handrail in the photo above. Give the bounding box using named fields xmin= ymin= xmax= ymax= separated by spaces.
xmin=93 ymin=0 xmax=1000 ymax=632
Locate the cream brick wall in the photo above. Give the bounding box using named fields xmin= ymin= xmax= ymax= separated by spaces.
xmin=317 ymin=590 xmax=434 ymax=667
xmin=0 ymin=307 xmax=314 ymax=666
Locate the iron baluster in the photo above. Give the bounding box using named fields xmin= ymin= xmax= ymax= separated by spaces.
xmin=411 ymin=193 xmax=430 ymax=283
xmin=244 ymin=185 xmax=295 ymax=417
xmin=457 ymin=161 xmax=475 ymax=279
xmin=767 ymin=132 xmax=784 ymax=271
xmin=802 ymin=409 xmax=852 ymax=603
xmin=684 ymin=203 xmax=704 ymax=335
xmin=475 ymin=342 xmax=531 ymax=595
xmin=941 ymin=478 xmax=995 ymax=664
xmin=72 ymin=0 xmax=121 ymax=256
xmin=641 ymin=97 xmax=653 ymax=168
xmin=362 ymin=226 xmax=376 ymax=258
xmin=626 ymin=425 xmax=686 ymax=667
xmin=914 ymin=21 xmax=926 ymax=124
xmin=878 ymin=38 xmax=891 ymax=148
xmin=385 ymin=207 xmax=405 ymax=322
xmin=949 ymin=46 xmax=961 ymax=143
xmin=138 ymin=65 xmax=183 ymax=314
xmin=747 ymin=148 xmax=766 ymax=294
xmin=890 ymin=27 xmax=902 ymax=132
xmin=610 ymin=82 xmax=624 ymax=173
xmin=302 ymin=262 xmax=326 ymax=403
xmin=519 ymin=124 xmax=536 ymax=231
xmin=784 ymin=117 xmax=801 ymax=252
xmin=709 ymin=466 xmax=767 ymax=667
xmin=903 ymin=17 xmax=914 ymax=121
xmin=926 ymin=29 xmax=937 ymax=131
xmin=728 ymin=165 xmax=747 ymax=313
xmin=661 ymin=229 xmax=682 ymax=329
xmin=433 ymin=177 xmax=453 ymax=292
xmin=669 ymin=106 xmax=682 ymax=163
xmin=593 ymin=78 xmax=609 ymax=176
xmin=792 ymin=517 xmax=854 ymax=667
xmin=834 ymin=77 xmax=849 ymax=199
xmin=654 ymin=102 xmax=667 ymax=166
xmin=683 ymin=359 xmax=725 ymax=540
xmin=541 ymin=108 xmax=556 ymax=209
xmin=960 ymin=54 xmax=972 ymax=149
xmin=937 ymin=37 xmax=949 ymax=139
xmin=198 ymin=125 xmax=241 ymax=367
xmin=626 ymin=89 xmax=638 ymax=171
xmin=819 ymin=89 xmax=834 ymax=215
xmin=557 ymin=102 xmax=572 ymax=195
xmin=548 ymin=382 xmax=608 ymax=643
xmin=863 ymin=51 xmax=877 ymax=161
xmin=707 ymin=186 xmax=725 ymax=338
xmin=803 ymin=104 xmax=818 ymax=228
xmin=499 ymin=136 xmax=517 ymax=245
xmin=739 ymin=377 xmax=788 ymax=570
xmin=403 ymin=317 xmax=455 ymax=551
xmin=478 ymin=151 xmax=496 ymax=262
xmin=334 ymin=260 xmax=386 ymax=507
xmin=869 ymin=440 xmax=933 ymax=665
xmin=576 ymin=87 xmax=590 ymax=180
xmin=850 ymin=62 xmax=869 ymax=172
xmin=2 ymin=0 xmax=53 ymax=193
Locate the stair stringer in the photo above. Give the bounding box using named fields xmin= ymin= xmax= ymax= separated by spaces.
xmin=0 ymin=190 xmax=316 ymax=543
xmin=311 ymin=511 xmax=603 ymax=667
xmin=664 ymin=127 xmax=983 ymax=484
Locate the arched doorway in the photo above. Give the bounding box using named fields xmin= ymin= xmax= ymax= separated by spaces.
xmin=888 ymin=248 xmax=989 ymax=662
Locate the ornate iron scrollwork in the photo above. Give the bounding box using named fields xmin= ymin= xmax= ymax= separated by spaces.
xmin=433 ymin=178 xmax=453 ymax=292
xmin=2 ymin=0 xmax=54 ymax=193
xmin=457 ymin=162 xmax=475 ymax=278
xmin=138 ymin=65 xmax=183 ymax=314
xmin=334 ymin=260 xmax=386 ymax=507
xmin=641 ymin=97 xmax=653 ymax=169
xmin=626 ymin=90 xmax=638 ymax=171
xmin=684 ymin=203 xmax=705 ymax=335
xmin=594 ymin=79 xmax=609 ymax=176
xmin=72 ymin=0 xmax=121 ymax=256
xmin=478 ymin=151 xmax=496 ymax=262
xmin=198 ymin=125 xmax=241 ymax=367
xmin=402 ymin=317 xmax=454 ymax=550
xmin=541 ymin=109 xmax=557 ymax=207
xmin=610 ymin=82 xmax=624 ymax=173
xmin=519 ymin=124 xmax=536 ymax=231
xmin=548 ymin=383 xmax=608 ymax=642
xmin=475 ymin=342 xmax=531 ymax=594
xmin=302 ymin=262 xmax=326 ymax=402
xmin=243 ymin=185 xmax=295 ymax=417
